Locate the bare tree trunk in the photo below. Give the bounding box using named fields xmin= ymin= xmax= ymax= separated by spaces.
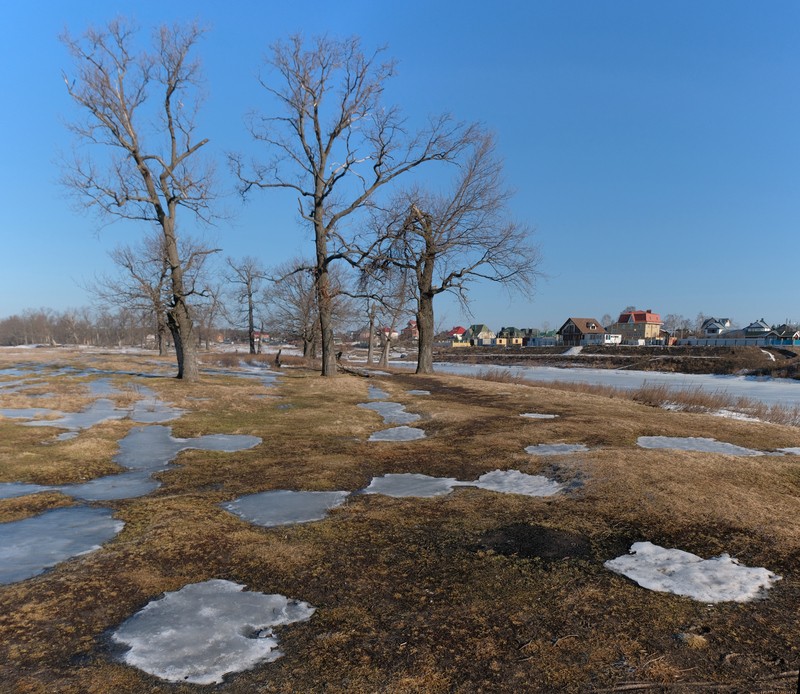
xmin=416 ymin=292 xmax=435 ymax=374
xmin=379 ymin=335 xmax=392 ymax=367
xmin=247 ymin=298 xmax=256 ymax=354
xmin=316 ymin=241 xmax=337 ymax=375
xmin=367 ymin=314 xmax=375 ymax=365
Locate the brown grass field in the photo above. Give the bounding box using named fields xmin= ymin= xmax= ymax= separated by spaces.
xmin=0 ymin=348 xmax=798 ymax=692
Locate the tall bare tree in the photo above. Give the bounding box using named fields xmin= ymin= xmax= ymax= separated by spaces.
xmin=370 ymin=131 xmax=540 ymax=374
xmin=224 ymin=256 xmax=267 ymax=354
xmin=61 ymin=19 xmax=216 ymax=380
xmin=233 ymin=34 xmax=473 ymax=376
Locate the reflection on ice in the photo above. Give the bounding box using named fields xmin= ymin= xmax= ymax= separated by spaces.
xmin=112 ymin=579 xmax=315 ymax=684
xmin=605 ymin=541 xmax=781 ymax=603
xmin=369 ymin=426 xmax=426 ymax=442
xmin=223 ymin=490 xmax=350 ymax=526
xmin=637 ymin=436 xmax=765 ymax=456
xmin=525 ymin=443 xmax=589 ymax=455
xmin=358 ymin=401 xmax=420 ymax=425
xmin=0 ymin=506 xmax=123 ymax=584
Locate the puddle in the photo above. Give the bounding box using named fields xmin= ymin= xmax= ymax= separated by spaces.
xmin=0 ymin=506 xmax=123 ymax=584
xmin=369 ymin=426 xmax=426 ymax=442
xmin=363 ymin=473 xmax=462 ymax=498
xmin=407 ymin=389 xmax=430 ymax=396
xmin=605 ymin=541 xmax=781 ymax=603
xmin=520 ymin=413 xmax=558 ymax=419
xmin=111 ymin=579 xmax=315 ymax=684
xmin=0 ymin=407 xmax=57 ymax=419
xmin=22 ymin=399 xmax=127 ymax=435
xmin=525 ymin=443 xmax=589 ymax=455
xmin=222 ymin=490 xmax=350 ymax=526
xmin=0 ymin=482 xmax=53 ymax=499
xmin=358 ymin=401 xmax=420 ymax=425
xmin=60 ymin=471 xmax=162 ymax=501
xmin=637 ymin=436 xmax=765 ymax=456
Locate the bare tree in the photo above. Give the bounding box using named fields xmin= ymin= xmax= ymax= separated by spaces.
xmin=224 ymin=256 xmax=267 ymax=354
xmin=262 ymin=258 xmax=355 ymax=359
xmin=233 ymin=34 xmax=473 ymax=376
xmin=61 ymin=19 xmax=217 ymax=380
xmin=369 ymin=131 xmax=540 ymax=374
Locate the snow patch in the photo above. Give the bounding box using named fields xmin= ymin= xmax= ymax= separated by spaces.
xmin=472 ymin=469 xmax=563 ymax=496
xmin=604 ymin=541 xmax=781 ymax=603
xmin=525 ymin=443 xmax=589 ymax=455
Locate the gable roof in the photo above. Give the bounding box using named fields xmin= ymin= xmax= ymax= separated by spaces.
xmin=557 ymin=317 xmax=606 ymax=335
xmin=616 ymin=310 xmax=662 ymax=324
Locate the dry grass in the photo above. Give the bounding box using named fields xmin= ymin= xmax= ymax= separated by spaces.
xmin=0 ymin=348 xmax=798 ymax=692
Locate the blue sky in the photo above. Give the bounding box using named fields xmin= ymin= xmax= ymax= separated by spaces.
xmin=1 ymin=0 xmax=798 ymax=330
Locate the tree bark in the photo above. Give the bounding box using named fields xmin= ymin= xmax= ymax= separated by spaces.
xmin=416 ymin=292 xmax=435 ymax=374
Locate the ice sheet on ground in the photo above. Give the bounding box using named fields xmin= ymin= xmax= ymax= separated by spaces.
xmin=0 ymin=506 xmax=123 ymax=584
xmin=520 ymin=413 xmax=558 ymax=419
xmin=637 ymin=436 xmax=765 ymax=456
xmin=778 ymin=447 xmax=800 ymax=455
xmin=367 ymin=385 xmax=389 ymax=400
xmin=363 ymin=470 xmax=562 ymax=498
xmin=128 ymin=385 xmax=186 ymax=423
xmin=60 ymin=471 xmax=162 ymax=501
xmin=368 ymin=426 xmax=426 ymax=442
xmin=223 ymin=490 xmax=350 ymax=526
xmin=604 ymin=541 xmax=781 ymax=603
xmin=525 ymin=443 xmax=589 ymax=455
xmin=114 ymin=425 xmax=261 ymax=471
xmin=23 ymin=398 xmax=127 ymax=433
xmin=364 ymin=473 xmax=463 ymax=497
xmin=358 ymin=401 xmax=421 ymax=425
xmin=472 ymin=469 xmax=563 ymax=496
xmin=407 ymin=389 xmax=430 ymax=395
xmin=0 ymin=407 xmax=60 ymax=419
xmin=111 ymin=579 xmax=315 ymax=684
xmin=0 ymin=482 xmax=53 ymax=499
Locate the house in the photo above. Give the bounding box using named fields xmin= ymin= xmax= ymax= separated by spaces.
xmin=447 ymin=326 xmax=467 ymax=341
xmin=557 ymin=318 xmax=606 ymax=347
xmin=607 ymin=309 xmax=662 ymax=344
xmin=463 ymin=324 xmax=495 ymax=346
xmin=744 ymin=319 xmax=771 ymax=338
xmin=524 ymin=330 xmax=558 ymax=347
xmin=400 ymin=320 xmax=419 ymax=341
xmin=774 ymin=324 xmax=800 ymax=340
xmin=495 ymin=326 xmax=526 ymax=347
xmin=700 ymin=317 xmax=732 ymax=336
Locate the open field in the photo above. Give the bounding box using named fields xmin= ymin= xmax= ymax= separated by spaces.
xmin=0 ymin=348 xmax=799 ymax=692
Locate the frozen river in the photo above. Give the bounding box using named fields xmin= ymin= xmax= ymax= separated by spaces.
xmin=391 ymin=361 xmax=800 ymax=408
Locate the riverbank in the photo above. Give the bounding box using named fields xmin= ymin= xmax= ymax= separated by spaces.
xmin=431 ymin=344 xmax=800 ymax=379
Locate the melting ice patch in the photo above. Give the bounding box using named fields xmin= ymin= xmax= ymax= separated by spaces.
xmin=358 ymin=401 xmax=420 ymax=425
xmin=223 ymin=490 xmax=350 ymax=526
xmin=128 ymin=386 xmax=186 ymax=423
xmin=112 ymin=579 xmax=315 ymax=685
xmin=367 ymin=385 xmax=390 ymax=400
xmin=472 ymin=469 xmax=563 ymax=496
xmin=525 ymin=443 xmax=589 ymax=455
xmin=604 ymin=541 xmax=781 ymax=603
xmin=520 ymin=413 xmax=558 ymax=420
xmin=0 ymin=506 xmax=123 ymax=584
xmin=369 ymin=426 xmax=426 ymax=442
xmin=364 ymin=473 xmax=462 ymax=497
xmin=407 ymin=389 xmax=430 ymax=396
xmin=637 ymin=436 xmax=764 ymax=456
xmin=364 ymin=470 xmax=562 ymax=498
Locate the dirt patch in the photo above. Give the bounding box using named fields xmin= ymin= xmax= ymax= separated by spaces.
xmin=476 ymin=523 xmax=593 ymax=561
